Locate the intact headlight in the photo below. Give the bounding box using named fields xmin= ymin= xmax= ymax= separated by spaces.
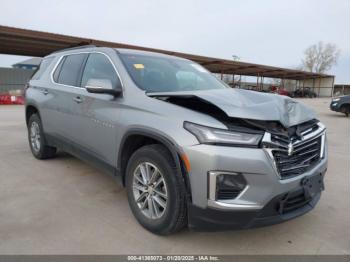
xmin=332 ymin=97 xmax=340 ymax=102
xmin=184 ymin=122 xmax=263 ymax=147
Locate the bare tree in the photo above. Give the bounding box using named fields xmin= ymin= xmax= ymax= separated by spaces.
xmin=302 ymin=42 xmax=340 ymax=73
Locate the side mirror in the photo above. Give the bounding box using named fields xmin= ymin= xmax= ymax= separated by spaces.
xmin=85 ymin=78 xmax=122 ymax=96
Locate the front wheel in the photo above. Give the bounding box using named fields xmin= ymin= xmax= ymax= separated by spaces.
xmin=125 ymin=144 xmax=187 ymax=235
xmin=340 ymin=105 xmax=350 ymax=117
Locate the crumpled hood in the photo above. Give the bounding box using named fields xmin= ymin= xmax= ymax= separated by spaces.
xmin=149 ymin=88 xmax=316 ymax=128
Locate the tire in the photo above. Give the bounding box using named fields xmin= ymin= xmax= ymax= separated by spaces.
xmin=340 ymin=105 xmax=350 ymax=117
xmin=125 ymin=144 xmax=187 ymax=235
xmin=28 ymin=114 xmax=57 ymax=159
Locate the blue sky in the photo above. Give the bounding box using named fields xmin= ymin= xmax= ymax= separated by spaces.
xmin=0 ymin=0 xmax=349 ymax=83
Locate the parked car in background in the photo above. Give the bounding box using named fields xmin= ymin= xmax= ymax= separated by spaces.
xmin=25 ymin=46 xmax=328 ymax=235
xmin=330 ymin=95 xmax=350 ymax=117
xmin=270 ymin=86 xmax=291 ymax=97
xmin=292 ymin=88 xmax=317 ymax=98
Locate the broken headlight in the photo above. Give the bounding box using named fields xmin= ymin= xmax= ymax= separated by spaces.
xmin=184 ymin=122 xmax=262 ymax=146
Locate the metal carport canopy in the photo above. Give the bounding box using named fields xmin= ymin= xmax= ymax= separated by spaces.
xmin=0 ymin=25 xmax=332 ymax=80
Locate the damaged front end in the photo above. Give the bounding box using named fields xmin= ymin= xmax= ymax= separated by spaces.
xmin=148 ymin=88 xmax=326 ymax=179
xmin=148 ymin=89 xmax=319 ymax=139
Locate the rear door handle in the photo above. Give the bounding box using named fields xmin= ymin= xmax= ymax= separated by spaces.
xmin=42 ymin=89 xmax=49 ymax=95
xmin=73 ymin=96 xmax=83 ymax=103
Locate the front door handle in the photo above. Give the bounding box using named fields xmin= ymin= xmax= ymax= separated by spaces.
xmin=42 ymin=89 xmax=49 ymax=95
xmin=73 ymin=96 xmax=83 ymax=104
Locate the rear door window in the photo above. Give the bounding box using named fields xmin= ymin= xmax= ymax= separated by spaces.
xmin=55 ymin=54 xmax=87 ymax=86
xmin=53 ymin=56 xmax=66 ymax=82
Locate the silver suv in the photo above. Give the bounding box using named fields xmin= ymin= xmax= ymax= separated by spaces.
xmin=25 ymin=46 xmax=327 ymax=235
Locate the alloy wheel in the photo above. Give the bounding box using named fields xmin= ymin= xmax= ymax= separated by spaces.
xmin=30 ymin=121 xmax=41 ymax=153
xmin=132 ymin=162 xmax=168 ymax=219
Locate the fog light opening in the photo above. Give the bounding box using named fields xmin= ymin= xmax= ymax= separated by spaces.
xmin=215 ymin=173 xmax=247 ymax=200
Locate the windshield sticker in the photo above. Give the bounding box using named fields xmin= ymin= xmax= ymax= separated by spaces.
xmin=133 ymin=64 xmax=145 ymax=69
xmin=190 ymin=64 xmax=207 ymax=73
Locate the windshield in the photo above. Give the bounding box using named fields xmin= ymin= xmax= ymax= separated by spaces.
xmin=119 ymin=53 xmax=228 ymax=93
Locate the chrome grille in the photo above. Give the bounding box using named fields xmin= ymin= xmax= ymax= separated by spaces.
xmin=263 ymin=122 xmax=326 ymax=179
xmin=272 ymin=135 xmax=322 ymax=179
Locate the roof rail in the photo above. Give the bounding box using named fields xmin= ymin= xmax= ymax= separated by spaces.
xmin=52 ymin=44 xmax=97 ymax=54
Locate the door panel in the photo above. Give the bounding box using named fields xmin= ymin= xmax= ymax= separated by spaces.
xmin=45 ymin=85 xmax=77 ymax=142
xmin=43 ymin=53 xmax=88 ymax=142
xmin=69 ymin=53 xmax=122 ymax=167
xmin=71 ymin=88 xmax=120 ymax=166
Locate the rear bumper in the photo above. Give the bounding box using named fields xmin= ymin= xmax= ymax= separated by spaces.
xmin=188 ymin=188 xmax=322 ymax=231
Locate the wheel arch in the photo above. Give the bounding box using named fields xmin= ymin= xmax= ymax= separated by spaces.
xmin=25 ymin=104 xmax=40 ymax=126
xmin=117 ymin=129 xmax=192 ymax=198
xmin=340 ymin=103 xmax=350 ymax=109
xmin=340 ymin=103 xmax=350 ymax=116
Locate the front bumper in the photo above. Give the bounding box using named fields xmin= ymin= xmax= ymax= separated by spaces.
xmin=183 ymin=131 xmax=327 ymax=230
xmin=188 ymin=190 xmax=321 ymax=230
xmin=330 ymin=101 xmax=340 ymax=112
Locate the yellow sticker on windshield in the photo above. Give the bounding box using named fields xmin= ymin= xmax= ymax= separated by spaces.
xmin=133 ymin=64 xmax=144 ymax=69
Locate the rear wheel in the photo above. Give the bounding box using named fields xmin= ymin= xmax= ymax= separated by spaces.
xmin=28 ymin=114 xmax=57 ymax=159
xmin=125 ymin=144 xmax=187 ymax=235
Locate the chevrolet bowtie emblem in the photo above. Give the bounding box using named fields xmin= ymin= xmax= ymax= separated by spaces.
xmin=288 ymin=142 xmax=294 ymax=156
